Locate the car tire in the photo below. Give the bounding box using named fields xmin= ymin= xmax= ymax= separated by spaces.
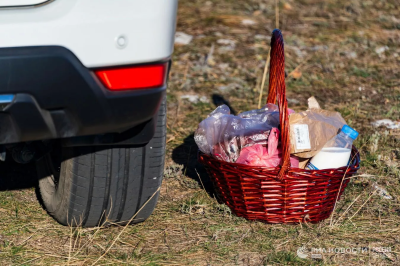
xmin=36 ymin=99 xmax=166 ymax=227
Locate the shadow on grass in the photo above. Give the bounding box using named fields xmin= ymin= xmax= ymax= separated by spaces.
xmin=171 ymin=133 xmax=215 ymax=197
xmin=211 ymin=94 xmax=237 ymax=115
xmin=171 ymin=94 xmax=236 ymax=198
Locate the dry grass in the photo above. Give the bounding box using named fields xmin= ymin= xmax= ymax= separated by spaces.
xmin=0 ymin=0 xmax=399 ymax=265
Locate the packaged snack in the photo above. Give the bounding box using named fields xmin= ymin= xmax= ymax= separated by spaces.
xmin=236 ymin=128 xmax=299 ymax=167
xmin=289 ymin=97 xmax=346 ymax=158
xmin=195 ymin=104 xmax=280 ymax=162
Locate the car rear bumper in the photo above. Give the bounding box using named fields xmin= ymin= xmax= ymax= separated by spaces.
xmin=0 ymin=46 xmax=167 ymax=145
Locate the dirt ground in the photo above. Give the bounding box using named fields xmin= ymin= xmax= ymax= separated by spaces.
xmin=0 ymin=0 xmax=399 ymax=265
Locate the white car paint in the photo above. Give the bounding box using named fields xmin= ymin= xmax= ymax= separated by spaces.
xmin=0 ymin=0 xmax=49 ymax=7
xmin=0 ymin=0 xmax=178 ymax=68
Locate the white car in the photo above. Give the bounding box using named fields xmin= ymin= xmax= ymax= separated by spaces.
xmin=0 ymin=0 xmax=177 ymax=227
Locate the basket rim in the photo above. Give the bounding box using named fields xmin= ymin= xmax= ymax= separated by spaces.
xmin=198 ymin=145 xmax=360 ymax=174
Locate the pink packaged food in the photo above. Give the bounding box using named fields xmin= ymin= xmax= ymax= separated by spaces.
xmin=236 ymin=128 xmax=299 ymax=168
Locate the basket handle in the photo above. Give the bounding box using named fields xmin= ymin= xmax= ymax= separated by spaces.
xmin=266 ymin=29 xmax=290 ymax=180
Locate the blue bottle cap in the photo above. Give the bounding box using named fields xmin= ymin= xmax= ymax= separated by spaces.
xmin=341 ymin=125 xmax=359 ymax=140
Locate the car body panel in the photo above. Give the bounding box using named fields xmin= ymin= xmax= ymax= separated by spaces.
xmin=0 ymin=0 xmax=178 ymax=68
xmin=0 ymin=0 xmax=50 ymax=7
xmin=0 ymin=46 xmax=170 ymax=145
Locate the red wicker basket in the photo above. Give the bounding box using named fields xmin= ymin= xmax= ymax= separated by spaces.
xmin=198 ymin=29 xmax=360 ymax=224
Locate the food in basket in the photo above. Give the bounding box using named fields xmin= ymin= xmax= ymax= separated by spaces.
xmin=197 ymin=29 xmax=360 ymax=224
xmin=306 ymin=125 xmax=358 ymax=170
xmin=236 ymin=128 xmax=299 ymax=167
xmin=195 ymin=104 xmax=282 ymax=162
xmin=289 ymin=97 xmax=346 ymax=158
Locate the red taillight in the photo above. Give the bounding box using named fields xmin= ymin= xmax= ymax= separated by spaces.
xmin=95 ymin=63 xmax=167 ymax=91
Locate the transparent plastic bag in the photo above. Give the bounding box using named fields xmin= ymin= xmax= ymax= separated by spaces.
xmin=194 ymin=104 xmax=281 ymax=162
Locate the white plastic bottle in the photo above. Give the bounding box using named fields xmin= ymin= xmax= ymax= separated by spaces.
xmin=306 ymin=125 xmax=358 ymax=170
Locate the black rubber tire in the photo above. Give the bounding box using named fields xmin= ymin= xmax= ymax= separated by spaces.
xmin=36 ymin=100 xmax=166 ymax=227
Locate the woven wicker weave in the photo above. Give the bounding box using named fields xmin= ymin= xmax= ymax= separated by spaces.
xmin=198 ymin=29 xmax=360 ymax=224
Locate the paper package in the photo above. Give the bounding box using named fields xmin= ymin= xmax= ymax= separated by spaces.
xmin=289 ymin=97 xmax=346 ymax=159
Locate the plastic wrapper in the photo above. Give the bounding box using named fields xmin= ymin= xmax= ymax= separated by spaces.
xmin=236 ymin=128 xmax=300 ymax=167
xmin=195 ymin=104 xmax=281 ymax=162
